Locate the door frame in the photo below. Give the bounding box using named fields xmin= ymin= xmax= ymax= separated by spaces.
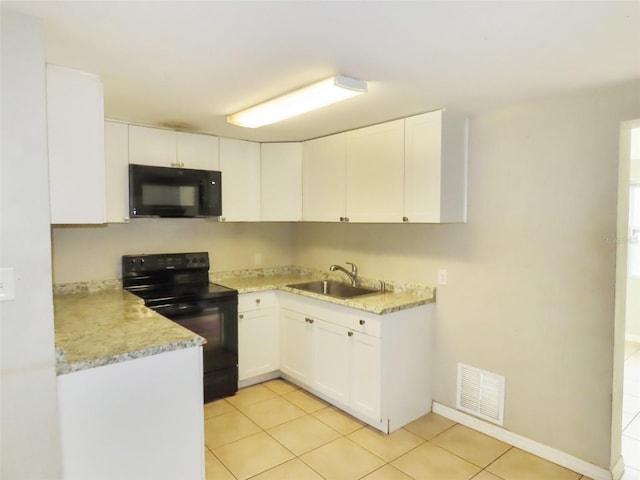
xmin=611 ymin=119 xmax=640 ymax=478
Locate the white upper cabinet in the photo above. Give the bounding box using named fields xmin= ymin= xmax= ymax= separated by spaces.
xmin=129 ymin=125 xmax=219 ymax=170
xmin=177 ymin=131 xmax=220 ymax=170
xmin=403 ymin=110 xmax=468 ymax=223
xmin=219 ymin=137 xmax=261 ymax=222
xmin=302 ymin=133 xmax=347 ymax=222
xmin=260 ymin=143 xmax=302 ymax=221
xmin=128 ymin=126 xmax=173 ymax=166
xmin=104 ymin=121 xmax=130 ymax=223
xmin=346 ymin=119 xmax=405 ymax=223
xmin=47 ymin=64 xmax=105 ymax=224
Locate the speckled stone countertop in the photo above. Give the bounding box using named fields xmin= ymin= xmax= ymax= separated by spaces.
xmin=210 ymin=265 xmax=435 ymax=315
xmin=53 ymin=289 xmax=204 ymax=375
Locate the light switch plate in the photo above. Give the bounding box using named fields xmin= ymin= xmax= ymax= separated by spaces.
xmin=0 ymin=267 xmax=16 ymax=301
xmin=437 ymin=268 xmax=448 ymax=286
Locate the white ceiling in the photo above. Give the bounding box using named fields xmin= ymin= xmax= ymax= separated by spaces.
xmin=4 ymin=1 xmax=640 ymax=142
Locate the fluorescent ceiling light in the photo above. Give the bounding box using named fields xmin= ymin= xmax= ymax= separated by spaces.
xmin=227 ymin=75 xmax=368 ymax=128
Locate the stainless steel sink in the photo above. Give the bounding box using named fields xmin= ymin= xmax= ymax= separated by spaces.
xmin=287 ymin=280 xmax=378 ymax=299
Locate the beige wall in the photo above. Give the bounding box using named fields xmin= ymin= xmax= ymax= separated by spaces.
xmin=51 ymin=220 xmax=295 ymax=284
xmin=1 ymin=9 xmax=62 ymax=478
xmin=293 ymin=81 xmax=640 ymax=468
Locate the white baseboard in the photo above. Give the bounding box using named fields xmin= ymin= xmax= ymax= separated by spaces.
xmin=625 ymin=333 xmax=640 ymax=343
xmin=611 ymin=456 xmax=625 ymax=480
xmin=432 ymin=402 xmax=613 ymax=480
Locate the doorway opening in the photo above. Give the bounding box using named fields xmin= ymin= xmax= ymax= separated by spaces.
xmin=614 ymin=120 xmax=640 ymax=479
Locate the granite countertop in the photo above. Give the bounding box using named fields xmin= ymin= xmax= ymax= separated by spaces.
xmin=52 ymin=265 xmax=433 ymax=375
xmin=54 ymin=289 xmax=204 ymax=375
xmin=210 ymin=266 xmax=435 ymax=315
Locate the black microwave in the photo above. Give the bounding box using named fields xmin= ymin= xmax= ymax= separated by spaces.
xmin=129 ymin=164 xmax=222 ymax=218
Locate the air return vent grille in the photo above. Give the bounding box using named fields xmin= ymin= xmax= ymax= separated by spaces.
xmin=456 ymin=363 xmax=505 ymax=426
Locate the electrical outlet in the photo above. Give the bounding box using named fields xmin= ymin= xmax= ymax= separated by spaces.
xmin=254 ymin=253 xmax=262 ymax=265
xmin=0 ymin=267 xmax=16 ymax=301
xmin=437 ymin=268 xmax=448 ymax=286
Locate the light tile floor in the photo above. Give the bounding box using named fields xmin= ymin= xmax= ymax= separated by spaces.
xmin=204 ymin=379 xmax=597 ymax=480
xmin=623 ymin=341 xmax=640 ymax=479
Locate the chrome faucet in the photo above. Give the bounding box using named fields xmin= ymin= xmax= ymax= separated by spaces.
xmin=329 ymin=262 xmax=358 ymax=286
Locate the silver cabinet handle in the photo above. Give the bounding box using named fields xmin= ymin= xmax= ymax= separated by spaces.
xmin=402 ymin=216 xmax=409 ymax=222
xmin=239 ymin=314 xmax=244 ymax=319
xmin=171 ymin=162 xmax=185 ymax=168
xmin=255 ymin=298 xmax=261 ymax=304
xmin=305 ymin=317 xmax=314 ymax=324
xmin=348 ymin=331 xmax=354 ymax=337
xmin=359 ymin=319 xmax=365 ymax=325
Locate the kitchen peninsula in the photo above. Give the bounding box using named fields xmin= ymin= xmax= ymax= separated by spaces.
xmin=53 ymin=288 xmax=206 ymax=480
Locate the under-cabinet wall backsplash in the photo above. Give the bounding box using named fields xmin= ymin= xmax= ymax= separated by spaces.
xmin=51 ymin=219 xmax=295 ymax=284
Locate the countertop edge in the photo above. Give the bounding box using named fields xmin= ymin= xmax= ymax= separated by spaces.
xmin=56 ymin=338 xmax=204 ymax=376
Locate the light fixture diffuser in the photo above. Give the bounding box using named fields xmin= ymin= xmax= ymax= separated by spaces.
xmin=227 ymin=75 xmax=368 ymax=128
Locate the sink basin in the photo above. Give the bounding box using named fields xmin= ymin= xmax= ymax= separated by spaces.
xmin=287 ymin=280 xmax=378 ymax=299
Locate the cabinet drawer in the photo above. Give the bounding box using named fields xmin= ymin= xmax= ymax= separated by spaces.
xmin=348 ymin=315 xmax=381 ymax=338
xmin=239 ymin=291 xmax=276 ymax=312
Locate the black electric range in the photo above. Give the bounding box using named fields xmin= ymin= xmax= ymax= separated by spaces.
xmin=122 ymin=252 xmax=238 ymax=402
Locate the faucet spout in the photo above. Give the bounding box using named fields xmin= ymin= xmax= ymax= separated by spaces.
xmin=329 ymin=262 xmax=358 ymax=287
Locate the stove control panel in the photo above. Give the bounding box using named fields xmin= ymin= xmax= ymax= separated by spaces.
xmin=122 ymin=252 xmax=210 ymax=274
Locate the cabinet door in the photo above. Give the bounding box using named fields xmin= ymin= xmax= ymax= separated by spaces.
xmin=47 ymin=64 xmax=105 ymax=224
xmin=219 ymin=137 xmax=261 ymax=221
xmin=260 ymin=143 xmax=302 ymax=221
xmin=313 ymin=319 xmax=350 ymax=405
xmin=350 ymin=332 xmax=381 ymax=422
xmin=404 ymin=111 xmax=442 ymax=223
xmin=104 ymin=121 xmax=130 ymax=223
xmin=238 ymin=308 xmax=278 ymax=381
xmin=302 ymin=133 xmax=346 ymax=221
xmin=404 ymin=110 xmax=468 ymax=223
xmin=177 ymin=131 xmax=219 ymax=170
xmin=128 ymin=125 xmax=176 ymax=167
xmin=279 ymin=308 xmax=314 ymax=385
xmin=346 ymin=120 xmax=404 ymax=222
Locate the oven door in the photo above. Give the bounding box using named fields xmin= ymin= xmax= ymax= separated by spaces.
xmin=153 ymin=296 xmax=238 ymax=401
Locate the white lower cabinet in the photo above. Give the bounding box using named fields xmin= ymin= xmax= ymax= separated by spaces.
xmin=279 ymin=308 xmax=315 ymax=385
xmin=238 ymin=292 xmax=279 ymax=386
xmin=350 ymin=331 xmax=381 ymax=421
xmin=278 ymin=292 xmax=432 ymax=432
xmin=57 ymin=347 xmax=204 ymax=480
xmin=313 ymin=318 xmax=351 ymax=405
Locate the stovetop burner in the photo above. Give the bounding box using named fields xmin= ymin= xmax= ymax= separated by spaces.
xmin=130 ymin=282 xmax=237 ymax=303
xmin=122 ymin=252 xmax=237 ymax=305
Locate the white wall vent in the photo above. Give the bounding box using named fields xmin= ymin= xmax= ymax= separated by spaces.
xmin=456 ymin=363 xmax=505 ymax=426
